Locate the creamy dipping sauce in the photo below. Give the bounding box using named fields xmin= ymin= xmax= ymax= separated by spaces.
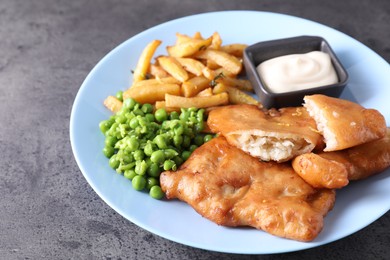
xmin=256 ymin=51 xmax=338 ymax=93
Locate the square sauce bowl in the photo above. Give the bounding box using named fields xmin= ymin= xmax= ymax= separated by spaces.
xmin=243 ymin=36 xmax=348 ymax=108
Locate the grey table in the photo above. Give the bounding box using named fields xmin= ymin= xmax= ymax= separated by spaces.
xmin=1 ymin=0 xmax=389 ymax=259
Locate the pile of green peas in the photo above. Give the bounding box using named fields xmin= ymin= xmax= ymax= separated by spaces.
xmin=99 ymin=97 xmax=213 ymax=199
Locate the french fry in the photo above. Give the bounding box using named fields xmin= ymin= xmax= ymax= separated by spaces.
xmin=157 ymin=56 xmax=189 ymax=82
xmin=131 ymin=77 xmax=181 ymax=88
xmin=104 ymin=96 xmax=123 ymax=113
xmin=206 ymin=59 xmax=220 ymax=70
xmin=175 ymin=33 xmax=194 ymax=45
xmin=195 ymin=49 xmax=242 ymax=75
xmin=154 ymin=101 xmax=180 ymax=112
xmin=217 ymin=77 xmax=254 ymax=92
xmin=212 ymin=67 xmax=237 ymax=78
xmin=202 ymin=67 xmax=234 ymax=81
xmin=181 ymin=76 xmax=211 ymax=97
xmin=213 ymin=83 xmax=261 ymax=107
xmin=202 ymin=68 xmax=230 ymax=80
xmin=149 ymin=64 xmax=170 ymax=78
xmin=104 ymin=32 xmax=255 ymax=113
xmin=165 ymin=92 xmax=229 ymax=108
xmin=123 ymin=83 xmax=180 ymax=104
xmin=133 ymin=40 xmax=162 ymax=82
xmin=176 ymin=57 xmax=206 ymax=76
xmin=202 ymin=67 xmax=217 ymax=80
xmin=193 ymin=31 xmax=203 ymax=40
xmin=210 ymin=32 xmax=222 ymax=50
xmin=166 ymin=37 xmax=212 ymax=57
xmin=196 ymin=87 xmax=213 ymax=97
xmin=220 ymin=44 xmax=248 ymax=57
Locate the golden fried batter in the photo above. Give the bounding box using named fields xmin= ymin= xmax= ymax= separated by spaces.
xmin=207 ymin=104 xmax=323 ymax=162
xmin=304 ymin=94 xmax=387 ymax=151
xmin=292 ymin=129 xmax=390 ymax=189
xmin=160 ymin=137 xmax=335 ymax=242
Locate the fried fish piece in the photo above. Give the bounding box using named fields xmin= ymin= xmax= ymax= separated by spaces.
xmin=292 ymin=129 xmax=390 ymax=189
xmin=160 ymin=137 xmax=335 ymax=242
xmin=207 ymin=104 xmax=323 ymax=162
xmin=304 ymin=94 xmax=387 ymax=151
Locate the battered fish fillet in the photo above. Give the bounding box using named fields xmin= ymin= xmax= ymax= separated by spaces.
xmin=207 ymin=104 xmax=323 ymax=162
xmin=292 ymin=129 xmax=390 ymax=189
xmin=160 ymin=137 xmax=335 ymax=242
xmin=304 ymin=94 xmax=387 ymax=151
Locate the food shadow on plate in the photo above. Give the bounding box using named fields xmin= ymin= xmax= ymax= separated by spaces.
xmin=318 ymin=168 xmax=390 ymax=241
xmin=337 ymin=51 xmax=380 ymax=105
xmin=339 ymin=86 xmax=358 ymax=104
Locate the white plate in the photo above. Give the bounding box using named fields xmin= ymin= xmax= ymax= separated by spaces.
xmin=70 ymin=11 xmax=390 ymax=254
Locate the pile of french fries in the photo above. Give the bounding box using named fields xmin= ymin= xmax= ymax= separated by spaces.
xmin=104 ymin=32 xmax=261 ymax=113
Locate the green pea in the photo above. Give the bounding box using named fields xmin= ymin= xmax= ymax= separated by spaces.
xmin=102 ymin=99 xmax=216 ymax=198
xmin=103 ymin=145 xmax=115 ymax=158
xmin=182 ymin=135 xmax=191 ymax=148
xmin=147 ymin=163 xmax=161 ymax=177
xmin=146 ymin=177 xmax=159 ymax=190
xmin=149 ymin=185 xmax=164 ymax=200
xmin=108 ymin=115 xmax=116 ymax=124
xmin=145 ymin=113 xmax=155 ymax=122
xmin=108 ymin=122 xmax=118 ymax=133
xmin=163 ymin=160 xmax=176 ymax=171
xmin=135 ymin=160 xmax=148 ymax=175
xmin=137 ymin=116 xmax=148 ymax=127
xmin=173 ymin=156 xmax=184 ymax=167
xmin=170 ymin=111 xmax=180 ymax=120
xmin=133 ymin=150 xmax=144 ymax=161
xmin=155 ymin=108 xmax=168 ymax=122
xmin=129 ymin=117 xmax=139 ymax=129
xmin=109 ymin=155 xmax=120 ymax=169
xmin=153 ymin=134 xmax=168 ymax=149
xmin=179 ymin=109 xmax=189 ymax=121
xmin=173 ymin=124 xmax=184 ymax=136
xmin=105 ymin=136 xmax=118 ymax=147
xmin=184 ymin=127 xmax=193 ymax=137
xmin=150 ymin=150 xmax=165 ymax=164
xmin=116 ymin=90 xmax=123 ymax=101
xmin=127 ymin=136 xmax=139 ymax=151
xmin=122 ymin=154 xmax=134 ymax=164
xmin=189 ymin=117 xmax=197 ymax=124
xmin=99 ymin=120 xmax=111 ymax=134
xmin=145 ymin=156 xmax=152 ymax=166
xmin=164 ymin=149 xmax=178 ymax=159
xmin=204 ymin=134 xmax=213 ymax=143
xmin=124 ymin=169 xmax=136 ymax=180
xmin=141 ymin=103 xmax=153 ymax=114
xmin=161 ymin=120 xmax=170 ymax=130
xmin=144 ymin=142 xmax=155 ymax=156
xmin=133 ymin=108 xmax=144 ymax=116
xmin=189 ymin=144 xmax=198 ymax=152
xmin=118 ymin=161 xmax=136 ymax=172
xmin=173 ymin=135 xmax=183 ymax=147
xmin=132 ymin=175 xmax=146 ymax=191
xmin=194 ymin=122 xmax=204 ymax=133
xmin=193 ymin=135 xmax=204 ymax=146
xmin=118 ymin=123 xmax=130 ymax=138
xmin=181 ymin=150 xmax=191 ymax=161
xmin=197 ymin=109 xmax=205 ymax=122
xmin=123 ymin=98 xmax=137 ymax=110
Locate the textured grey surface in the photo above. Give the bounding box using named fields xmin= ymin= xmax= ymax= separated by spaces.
xmin=0 ymin=0 xmax=389 ymax=259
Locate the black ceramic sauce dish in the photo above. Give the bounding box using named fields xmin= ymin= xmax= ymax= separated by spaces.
xmin=243 ymin=36 xmax=349 ymax=109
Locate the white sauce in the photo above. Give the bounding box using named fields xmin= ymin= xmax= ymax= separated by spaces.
xmin=256 ymin=51 xmax=338 ymax=93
